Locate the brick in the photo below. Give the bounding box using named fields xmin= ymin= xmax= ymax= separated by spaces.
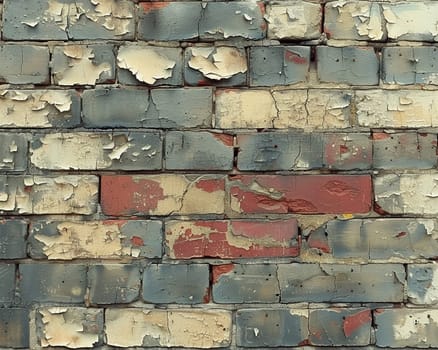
xmin=30 ymin=132 xmax=162 ymax=171
xmin=249 ymin=46 xmax=310 ymax=86
xmin=383 ymin=47 xmax=438 ymax=85
xmin=309 ymin=308 xmax=371 ymax=346
xmin=19 ymin=264 xmax=86 ymax=304
xmin=317 ymin=46 xmax=379 ymax=85
xmin=82 ymin=87 xmax=212 ymax=128
xmin=165 ymin=131 xmax=233 ymax=170
xmin=278 ymin=263 xmax=405 ymax=302
xmin=29 ymin=220 xmax=162 ymax=260
xmin=0 ymin=45 xmax=49 ymax=84
xmin=142 ymin=264 xmax=209 ymax=304
xmin=52 ymin=45 xmax=115 ymax=85
xmin=88 ymin=264 xmax=140 ymax=304
xmin=236 ymin=309 xmax=308 ymax=347
xmin=229 ymin=175 xmax=372 ymax=214
xmin=0 ymin=264 xmax=15 ymax=303
xmin=324 ymin=1 xmax=384 ymax=41
xmin=373 ymin=132 xmax=437 ymax=169
xmin=184 ymin=46 xmax=247 ymax=86
xmin=311 ymin=219 xmax=438 ymax=261
xmin=0 ymin=133 xmax=28 ymax=172
xmin=3 ymin=0 xmax=134 ymax=40
xmin=101 ymin=175 xmax=225 ymax=216
xmin=105 ymin=308 xmax=231 ymax=348
xmin=37 ymin=307 xmax=103 ymax=348
xmin=375 ymin=309 xmax=438 ymax=347
xmin=117 ymin=45 xmax=183 ymax=86
xmin=0 ymin=175 xmax=98 ymax=215
xmin=375 ymin=173 xmax=438 ymax=215
xmin=356 ymin=89 xmax=438 ymax=128
xmin=212 ymin=264 xmax=279 ymax=303
xmin=0 ymin=308 xmax=29 ymax=348
xmin=0 ymin=90 xmax=80 ymax=128
xmin=0 ymin=220 xmax=27 ymax=259
xmin=407 ymin=264 xmax=438 ymax=305
xmin=266 ymin=1 xmax=322 ymax=40
xmin=165 ymin=219 xmax=299 ymax=259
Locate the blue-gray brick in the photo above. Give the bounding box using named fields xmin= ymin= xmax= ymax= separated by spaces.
xmin=0 ymin=221 xmax=27 ymax=259
xmin=19 ymin=264 xmax=86 ymax=304
xmin=249 ymin=46 xmax=310 ymax=86
xmin=0 ymin=264 xmax=15 ymax=304
xmin=142 ymin=264 xmax=209 ymax=304
xmin=407 ymin=264 xmax=438 ymax=305
xmin=278 ymin=263 xmax=405 ymax=302
xmin=88 ymin=264 xmax=140 ymax=304
xmin=165 ymin=131 xmax=233 ymax=170
xmin=0 ymin=133 xmax=28 ymax=172
xmin=0 ymin=308 xmax=29 ymax=348
xmin=317 ymin=46 xmax=379 ymax=85
xmin=236 ymin=309 xmax=308 ymax=347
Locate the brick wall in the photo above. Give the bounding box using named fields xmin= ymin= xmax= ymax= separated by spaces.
xmin=0 ymin=0 xmax=437 ymax=348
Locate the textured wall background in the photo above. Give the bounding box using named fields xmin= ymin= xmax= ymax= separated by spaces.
xmin=1 ymin=0 xmax=438 ymax=348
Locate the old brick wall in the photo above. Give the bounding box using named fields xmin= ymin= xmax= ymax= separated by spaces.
xmin=0 ymin=0 xmax=438 ymax=348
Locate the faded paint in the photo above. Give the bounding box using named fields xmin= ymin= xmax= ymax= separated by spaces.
xmin=408 ymin=264 xmax=438 ymax=304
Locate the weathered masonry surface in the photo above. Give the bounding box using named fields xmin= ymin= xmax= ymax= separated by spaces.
xmin=2 ymin=0 xmax=438 ymax=349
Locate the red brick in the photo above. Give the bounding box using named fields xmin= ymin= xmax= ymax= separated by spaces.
xmin=165 ymin=219 xmax=299 ymax=259
xmin=229 ymin=175 xmax=371 ymax=214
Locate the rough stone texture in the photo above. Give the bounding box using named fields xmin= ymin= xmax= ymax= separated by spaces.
xmin=0 ymin=264 xmax=15 ymax=303
xmin=142 ymin=264 xmax=209 ymax=304
xmin=101 ymin=175 xmax=225 ymax=216
xmin=236 ymin=309 xmax=308 ymax=347
xmin=278 ymin=263 xmax=405 ymax=302
xmin=0 ymin=133 xmax=28 ymax=172
xmin=82 ymin=87 xmax=212 ymax=128
xmin=30 ymin=132 xmax=162 ymax=170
xmin=408 ymin=264 xmax=438 ymax=305
xmin=29 ymin=220 xmax=162 ymax=260
xmin=165 ymin=219 xmax=299 ymax=259
xmin=249 ymin=46 xmax=310 ymax=86
xmin=0 ymin=308 xmax=29 ymax=348
xmin=317 ymin=46 xmax=379 ymax=85
xmin=0 ymin=220 xmax=27 ymax=259
xmin=105 ymin=308 xmax=232 ymax=348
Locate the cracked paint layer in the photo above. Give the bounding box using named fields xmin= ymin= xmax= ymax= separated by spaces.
xmin=165 ymin=219 xmax=299 ymax=259
xmin=0 ymin=175 xmax=98 ymax=214
xmin=30 ymin=132 xmax=161 ymax=170
xmin=408 ymin=264 xmax=438 ymax=305
xmin=105 ymin=308 xmax=231 ymax=348
xmin=266 ymin=1 xmax=322 ymax=40
xmin=53 ymin=45 xmax=114 ymax=85
xmin=0 ymin=90 xmax=80 ymax=128
xmin=38 ymin=307 xmax=103 ymax=348
xmin=101 ymin=175 xmax=225 ymax=216
xmin=29 ymin=220 xmax=162 ymax=260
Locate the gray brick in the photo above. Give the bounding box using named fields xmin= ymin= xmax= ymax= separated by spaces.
xmin=0 ymin=90 xmax=80 ymax=128
xmin=236 ymin=132 xmax=323 ymax=171
xmin=317 ymin=46 xmax=379 ymax=85
xmin=0 ymin=220 xmax=27 ymax=259
xmin=30 ymin=132 xmax=162 ymax=171
xmin=52 ymin=45 xmax=115 ymax=86
xmin=278 ymin=263 xmax=405 ymax=302
xmin=184 ymin=46 xmax=247 ymax=86
xmin=3 ymin=0 xmax=135 ymax=40
xmin=249 ymin=46 xmax=310 ymax=86
xmin=0 ymin=308 xmax=29 ymax=348
xmin=118 ymin=45 xmax=183 ymax=86
xmin=0 ymin=264 xmax=15 ymax=303
xmin=0 ymin=133 xmax=28 ymax=172
xmin=165 ymin=131 xmax=233 ymax=170
xmin=0 ymin=45 xmax=49 ymax=84
xmin=373 ymin=132 xmax=437 ymax=169
xmin=407 ymin=264 xmax=438 ymax=305
xmin=19 ymin=264 xmax=86 ymax=304
xmin=309 ymin=308 xmax=371 ymax=346
xmin=88 ymin=264 xmax=140 ymax=304
xmin=82 ymin=87 xmax=212 ymax=128
xmin=375 ymin=309 xmax=438 ymax=348
xmin=212 ymin=264 xmax=279 ymax=303
xmin=142 ymin=264 xmax=209 ymax=304
xmin=236 ymin=309 xmax=308 ymax=347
